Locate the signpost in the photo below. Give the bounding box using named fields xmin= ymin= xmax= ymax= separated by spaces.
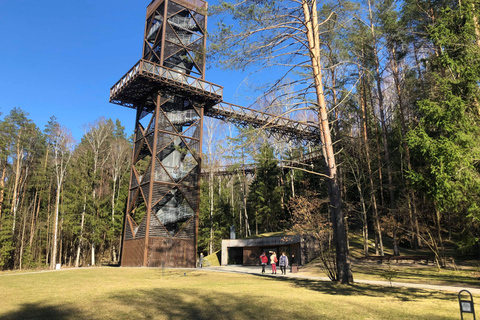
xmin=459 ymin=290 xmax=476 ymax=319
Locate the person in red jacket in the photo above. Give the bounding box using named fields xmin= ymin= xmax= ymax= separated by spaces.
xmin=260 ymin=252 xmax=268 ymax=274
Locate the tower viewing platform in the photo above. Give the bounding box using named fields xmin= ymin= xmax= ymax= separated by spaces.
xmin=110 ymin=59 xmax=223 ymax=109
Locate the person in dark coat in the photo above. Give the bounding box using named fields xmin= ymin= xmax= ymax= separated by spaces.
xmin=260 ymin=252 xmax=268 ymax=274
xmin=290 ymin=254 xmax=296 ymax=272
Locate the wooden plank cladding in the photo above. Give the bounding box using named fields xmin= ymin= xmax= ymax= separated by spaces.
xmin=121 ymin=238 xmax=146 ymax=267
xmin=147 ymin=237 xmax=196 ymax=267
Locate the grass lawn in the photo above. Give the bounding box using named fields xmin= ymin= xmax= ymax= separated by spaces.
xmin=300 ymin=258 xmax=480 ymax=288
xmin=0 ymin=267 xmax=466 ymax=320
xmin=292 ymin=232 xmax=480 ymax=288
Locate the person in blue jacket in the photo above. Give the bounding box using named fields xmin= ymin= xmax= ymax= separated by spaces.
xmin=279 ymin=252 xmax=289 ymax=275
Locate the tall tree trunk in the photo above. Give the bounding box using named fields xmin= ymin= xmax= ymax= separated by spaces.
xmin=59 ymin=216 xmax=63 ymax=266
xmin=471 ymin=2 xmax=480 ymax=47
xmin=19 ymin=214 xmax=27 ymax=270
xmin=11 ymin=138 xmax=23 ymax=234
xmin=360 ymin=76 xmax=384 ymax=256
xmin=242 ymin=157 xmax=251 ymax=237
xmin=372 ymin=35 xmax=395 ymax=210
xmin=302 ymin=0 xmax=351 ymax=283
xmin=367 ymin=0 xmax=398 ymax=255
xmin=290 ymin=165 xmax=295 ymax=198
xmin=434 ymin=205 xmax=444 ymax=248
xmin=50 ymin=187 xmax=61 ymax=269
xmin=209 ymin=171 xmax=214 ymax=255
xmin=330 ymin=59 xmax=345 ymax=200
xmin=45 ymin=178 xmax=53 ymax=266
xmin=369 ymin=91 xmax=386 ymax=210
xmin=390 ymin=46 xmax=421 ymax=248
xmin=28 ymin=190 xmax=38 ymax=249
xmin=237 ymin=173 xmax=242 ymax=237
xmin=352 ymin=161 xmax=369 ymax=256
xmin=0 ymin=162 xmax=6 ymax=229
xmin=410 ymin=28 xmax=425 ymax=85
xmin=111 ymin=175 xmax=117 ymax=222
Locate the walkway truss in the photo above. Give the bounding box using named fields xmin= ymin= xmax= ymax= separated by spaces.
xmin=109 ymin=0 xmax=320 ymax=268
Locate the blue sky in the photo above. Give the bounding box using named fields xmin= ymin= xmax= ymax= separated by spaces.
xmin=0 ymin=0 xmax=247 ymax=143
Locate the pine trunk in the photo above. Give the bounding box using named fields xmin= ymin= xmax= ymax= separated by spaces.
xmin=50 ymin=187 xmax=61 ymax=269
xmin=360 ymin=76 xmax=384 ymax=256
xmin=301 ymin=0 xmax=351 ymax=283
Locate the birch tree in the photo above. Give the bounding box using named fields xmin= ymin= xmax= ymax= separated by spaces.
xmin=82 ymin=118 xmax=113 ymax=266
xmin=50 ymin=125 xmax=75 ymax=269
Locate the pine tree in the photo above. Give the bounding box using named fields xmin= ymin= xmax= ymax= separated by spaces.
xmin=407 ymin=1 xmax=480 ymax=258
xmin=247 ymin=144 xmax=284 ymax=233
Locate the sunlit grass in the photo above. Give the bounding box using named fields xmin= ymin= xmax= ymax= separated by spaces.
xmin=0 ymin=267 xmax=464 ymax=319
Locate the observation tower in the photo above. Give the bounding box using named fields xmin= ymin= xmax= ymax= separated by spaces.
xmin=110 ymin=0 xmax=221 ymax=267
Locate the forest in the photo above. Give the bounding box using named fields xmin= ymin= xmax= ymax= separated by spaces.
xmin=1 ymin=0 xmax=480 ymax=274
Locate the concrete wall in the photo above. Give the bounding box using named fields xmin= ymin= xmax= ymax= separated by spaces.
xmin=221 ymin=235 xmax=301 ymax=266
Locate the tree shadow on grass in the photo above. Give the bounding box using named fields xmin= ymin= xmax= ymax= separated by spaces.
xmin=276 ymin=277 xmax=457 ymax=302
xmin=0 ymin=303 xmax=81 ymax=320
xmin=109 ymin=288 xmax=310 ymax=320
xmin=109 ymin=283 xmax=457 ymax=320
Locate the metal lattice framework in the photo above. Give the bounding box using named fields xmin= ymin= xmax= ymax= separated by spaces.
xmin=200 ymin=149 xmax=323 ymax=176
xmin=111 ymin=0 xmax=211 ymax=268
xmin=206 ymin=102 xmax=320 ymax=144
xmin=110 ymin=0 xmax=321 ymax=268
xmin=201 ymin=164 xmax=256 ymax=177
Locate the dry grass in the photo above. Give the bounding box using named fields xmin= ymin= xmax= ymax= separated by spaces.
xmin=0 ymin=267 xmax=464 ymax=319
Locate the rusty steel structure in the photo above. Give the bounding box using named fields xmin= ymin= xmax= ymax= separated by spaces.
xmin=206 ymin=102 xmax=320 ymax=144
xmin=110 ymin=0 xmax=321 ymax=268
xmin=200 ymin=149 xmax=323 ymax=176
xmin=201 ymin=164 xmax=256 ymax=177
xmin=110 ymin=0 xmax=215 ymax=268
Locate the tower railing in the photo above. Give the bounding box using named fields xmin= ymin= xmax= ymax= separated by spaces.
xmin=110 ymin=59 xmax=223 ymax=104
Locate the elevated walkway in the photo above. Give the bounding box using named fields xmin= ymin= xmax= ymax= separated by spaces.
xmin=110 ymin=60 xmax=320 ymax=144
xmin=200 ymin=149 xmax=323 ymax=176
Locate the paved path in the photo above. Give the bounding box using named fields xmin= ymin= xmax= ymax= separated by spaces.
xmin=204 ymin=265 xmax=480 ymax=295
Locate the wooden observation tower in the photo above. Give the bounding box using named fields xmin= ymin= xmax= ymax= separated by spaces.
xmin=110 ymin=0 xmax=221 ymax=267
xmin=110 ymin=0 xmax=321 ymax=268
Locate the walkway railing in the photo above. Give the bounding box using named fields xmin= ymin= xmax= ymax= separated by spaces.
xmin=206 ymin=102 xmax=320 ymax=143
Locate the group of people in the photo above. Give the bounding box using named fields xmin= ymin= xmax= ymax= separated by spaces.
xmin=259 ymin=252 xmax=294 ymax=275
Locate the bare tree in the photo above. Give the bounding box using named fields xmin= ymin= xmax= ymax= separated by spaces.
xmin=50 ymin=126 xmax=75 ymax=269
xmin=83 ymin=118 xmax=113 ymax=266
xmin=108 ymin=137 xmax=130 ymax=262
xmin=204 ymin=117 xmax=220 ymax=255
xmin=110 ymin=138 xmax=130 ymax=223
xmin=289 ymin=191 xmax=337 ymax=280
